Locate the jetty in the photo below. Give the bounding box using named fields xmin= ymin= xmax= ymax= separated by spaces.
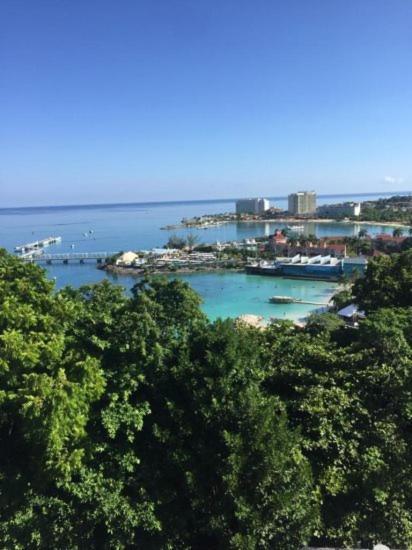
xmin=21 ymin=252 xmax=112 ymax=264
xmin=15 ymin=236 xmax=62 ymax=254
xmin=269 ymin=295 xmax=329 ymax=306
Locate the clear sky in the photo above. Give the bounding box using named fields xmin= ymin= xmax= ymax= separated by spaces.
xmin=1 ymin=0 xmax=412 ymax=206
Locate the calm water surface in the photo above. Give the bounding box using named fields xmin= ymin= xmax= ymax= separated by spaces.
xmin=0 ymin=192 xmax=408 ymax=320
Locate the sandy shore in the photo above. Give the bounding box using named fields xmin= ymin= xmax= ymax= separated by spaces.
xmin=230 ymin=217 xmax=410 ymax=228
xmin=164 ymin=217 xmax=410 ymax=230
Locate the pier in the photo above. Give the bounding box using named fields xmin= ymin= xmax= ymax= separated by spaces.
xmin=21 ymin=252 xmax=112 ymax=264
xmin=15 ymin=236 xmax=62 ymax=253
xmin=269 ymin=296 xmax=329 ymax=306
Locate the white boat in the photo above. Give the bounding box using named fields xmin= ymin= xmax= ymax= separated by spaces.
xmin=287 ymin=225 xmax=305 ymax=232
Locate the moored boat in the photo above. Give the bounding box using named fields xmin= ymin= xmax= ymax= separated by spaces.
xmin=286 ymin=224 xmax=305 ymax=232
xmin=269 ymin=295 xmax=297 ymax=304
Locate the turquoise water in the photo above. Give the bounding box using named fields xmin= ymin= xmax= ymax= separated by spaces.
xmin=170 ymin=272 xmax=337 ymax=322
xmin=0 ymin=192 xmax=407 ymax=320
xmin=43 ymin=265 xmax=338 ymax=322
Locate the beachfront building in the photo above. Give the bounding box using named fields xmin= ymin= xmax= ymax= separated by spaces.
xmin=115 ymin=251 xmax=147 ymax=267
xmin=270 ymin=240 xmax=347 ymax=258
xmin=337 ymin=303 xmax=366 ymax=326
xmin=115 ymin=251 xmax=139 ymax=266
xmin=246 ymin=254 xmax=367 ymax=280
xmin=236 ymin=198 xmax=270 ymax=215
xmin=317 ymin=201 xmax=361 ymax=218
xmin=150 ymin=248 xmax=180 ymax=257
xmin=150 ymin=251 xmax=218 ymax=267
xmin=341 ymin=256 xmax=368 ymax=277
xmin=288 ymin=191 xmax=317 ymax=215
xmin=268 ymin=229 xmax=287 ymax=248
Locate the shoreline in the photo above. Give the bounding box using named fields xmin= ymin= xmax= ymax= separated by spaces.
xmin=102 ymin=264 xmax=245 ymax=277
xmin=102 ymin=264 xmax=339 ymax=327
xmin=102 ymin=264 xmax=345 ymax=286
xmin=163 ymin=217 xmax=410 ymax=231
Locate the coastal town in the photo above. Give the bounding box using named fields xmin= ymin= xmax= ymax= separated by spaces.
xmin=15 ymin=193 xmax=412 ymax=286
xmin=161 ymin=191 xmax=412 ymax=230
xmin=13 ymin=192 xmax=412 ymax=328
xmin=5 ymin=3 xmax=412 ymax=546
xmin=105 ymin=192 xmax=412 ymax=278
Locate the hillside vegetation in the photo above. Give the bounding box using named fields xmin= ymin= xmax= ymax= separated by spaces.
xmin=0 ymin=249 xmax=412 ymax=549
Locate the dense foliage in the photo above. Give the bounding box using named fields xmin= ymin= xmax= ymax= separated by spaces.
xmin=1 ymin=248 xmax=412 ymax=548
xmin=358 ymin=195 xmax=412 ymax=224
xmin=353 ymin=249 xmax=412 ymax=310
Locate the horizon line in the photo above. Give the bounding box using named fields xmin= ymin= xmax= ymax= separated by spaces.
xmin=1 ymin=189 xmax=411 ymax=212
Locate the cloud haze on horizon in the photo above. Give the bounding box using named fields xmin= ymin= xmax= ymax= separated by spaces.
xmin=1 ymin=0 xmax=412 ymax=206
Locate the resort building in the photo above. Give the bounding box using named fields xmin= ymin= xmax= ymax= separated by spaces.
xmin=341 ymin=256 xmax=368 ymax=277
xmin=115 ymin=251 xmax=147 ymax=267
xmin=268 ymin=234 xmax=347 ymax=257
xmin=246 ymin=254 xmax=367 ymax=280
xmin=374 ymin=233 xmax=406 ymax=244
xmin=288 ymin=191 xmax=317 ymax=215
xmin=317 ymin=201 xmax=361 ymax=218
xmin=236 ymin=198 xmax=270 ymax=215
xmin=270 ymin=241 xmax=347 ymax=258
xmin=268 ymin=230 xmax=287 ymax=248
xmin=115 ymin=251 xmax=139 ymax=266
xmin=150 ymin=248 xmax=180 ymax=256
xmin=337 ymin=303 xmax=366 ymax=326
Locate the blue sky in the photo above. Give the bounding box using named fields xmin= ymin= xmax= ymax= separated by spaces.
xmin=1 ymin=0 xmax=412 ymax=206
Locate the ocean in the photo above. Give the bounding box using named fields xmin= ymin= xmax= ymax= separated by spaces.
xmin=0 ymin=191 xmax=408 ymax=321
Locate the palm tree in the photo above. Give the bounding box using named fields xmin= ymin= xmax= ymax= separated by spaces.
xmin=393 ymin=227 xmax=403 ymax=238
xmin=358 ymin=228 xmax=368 ymax=238
xmin=409 ymin=226 xmax=412 ymax=236
xmin=186 ymin=233 xmax=199 ymax=251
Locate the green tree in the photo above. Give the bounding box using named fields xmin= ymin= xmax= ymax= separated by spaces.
xmin=353 ymin=249 xmax=412 ymax=311
xmin=134 ymin=319 xmax=319 ymax=548
xmin=393 ymin=227 xmax=403 ymax=237
xmin=305 ymin=312 xmax=345 ymax=336
xmin=0 ymin=253 xmax=159 ymax=548
xmin=401 ymin=236 xmax=412 ymax=251
xmin=2 ymin=246 xmax=412 ymax=549
xmin=186 ymin=232 xmax=199 ymax=251
xmin=262 ymin=310 xmax=412 ymax=548
xmin=307 ymin=233 xmax=319 ymax=245
xmin=332 ymin=288 xmax=353 ymax=310
xmin=165 ymin=234 xmax=186 ymax=249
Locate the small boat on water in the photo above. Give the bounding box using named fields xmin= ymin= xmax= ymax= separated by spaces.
xmin=269 ymin=295 xmax=299 ymax=304
xmin=286 ymin=224 xmax=305 ymax=232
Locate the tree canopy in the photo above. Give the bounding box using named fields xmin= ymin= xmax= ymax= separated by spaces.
xmin=353 ymin=249 xmax=412 ymax=310
xmin=1 ymin=248 xmax=412 ymax=548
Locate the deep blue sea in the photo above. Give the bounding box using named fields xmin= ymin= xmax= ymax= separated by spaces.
xmin=1 ymin=192 xmax=409 ymax=321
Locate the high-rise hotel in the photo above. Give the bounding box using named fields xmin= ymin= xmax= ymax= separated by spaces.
xmin=288 ymin=191 xmax=317 ymax=215
xmin=236 ymin=198 xmax=270 ymax=215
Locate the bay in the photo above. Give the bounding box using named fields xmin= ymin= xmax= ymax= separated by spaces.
xmin=0 ymin=192 xmax=407 ymax=321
